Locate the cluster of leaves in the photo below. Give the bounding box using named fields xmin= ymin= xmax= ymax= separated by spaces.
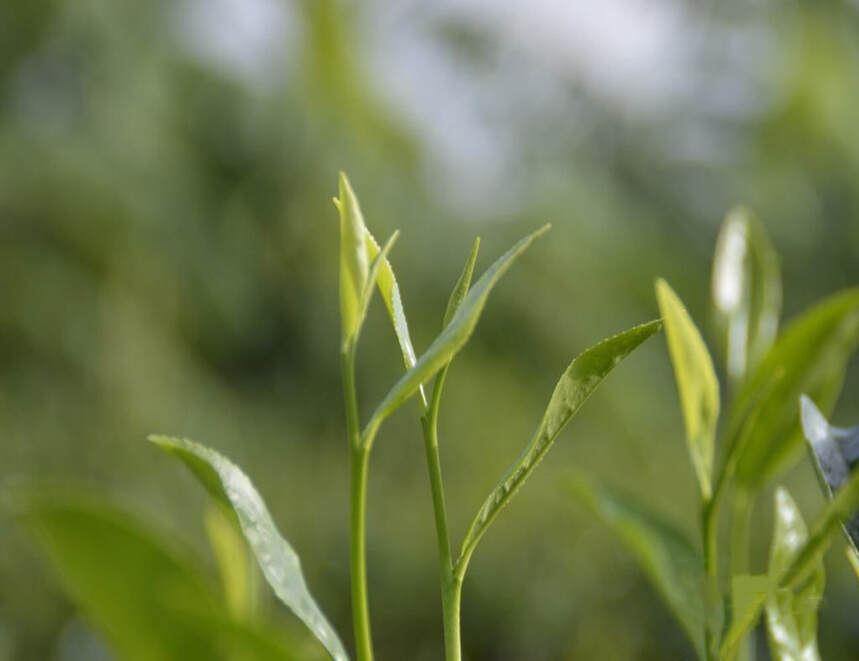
xmin=569 ymin=208 xmax=859 ymax=660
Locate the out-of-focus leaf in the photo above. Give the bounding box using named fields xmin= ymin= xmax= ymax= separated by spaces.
xmin=765 ymin=488 xmax=823 ymax=661
xmin=12 ymin=491 xmax=299 ymax=661
xmin=149 ymin=436 xmax=349 ymax=661
xmin=847 ymin=548 xmax=859 ymax=582
xmin=335 ymin=172 xmax=369 ymax=346
xmin=365 ymin=225 xmax=550 ymax=440
xmin=800 ymin=394 xmax=859 ymax=550
xmin=205 ymin=504 xmax=258 ymax=620
xmin=711 ymin=207 xmax=781 ymax=384
xmin=459 ymin=320 xmax=662 ymax=569
xmin=567 ymin=473 xmax=706 ymax=658
xmin=779 ymin=467 xmax=859 ymax=588
xmin=734 ymin=289 xmax=859 ymax=488
xmin=655 ymin=279 xmax=719 ymax=500
xmin=720 ymin=574 xmax=769 ymax=661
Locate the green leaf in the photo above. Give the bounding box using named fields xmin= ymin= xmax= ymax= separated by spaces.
xmin=335 ymin=172 xmax=369 ymax=346
xmin=711 ymin=207 xmax=781 ymax=384
xmin=149 ymin=436 xmax=349 ymax=661
xmin=765 ymin=488 xmax=824 ymax=661
xmin=799 ymin=394 xmax=859 ymax=551
xmin=779 ymin=466 xmax=859 ymax=588
xmin=458 ymin=320 xmax=662 ymax=570
xmin=567 ymin=473 xmax=706 ymax=658
xmin=354 ymin=230 xmax=399 ymax=343
xmin=655 ymin=279 xmax=720 ymax=500
xmin=847 ymin=547 xmax=859 ymax=582
xmin=365 ymin=225 xmax=550 ymax=441
xmin=205 ymin=504 xmax=259 ymax=620
xmin=734 ymin=289 xmax=859 ymax=488
xmin=720 ymin=574 xmax=769 ymax=661
xmin=12 ymin=490 xmax=301 ymax=661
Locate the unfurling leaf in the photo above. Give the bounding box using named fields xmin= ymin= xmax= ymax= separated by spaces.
xmin=655 ymin=279 xmax=720 ymax=500
xmin=458 ymin=320 xmax=662 ymax=572
xmin=365 ymin=225 xmax=550 ymax=441
xmin=765 ymin=488 xmax=823 ymax=661
xmin=800 ymin=395 xmax=859 ymax=551
xmin=567 ymin=473 xmax=706 ymax=659
xmin=711 ymin=208 xmax=781 ymax=384
xmin=731 ymin=289 xmax=859 ymax=488
xmin=335 ymin=172 xmax=369 ymax=347
xmin=149 ymin=436 xmax=349 ymax=661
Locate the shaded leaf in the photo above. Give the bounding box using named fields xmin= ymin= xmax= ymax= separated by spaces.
xmin=205 ymin=504 xmax=259 ymax=620
xmin=335 ymin=172 xmax=369 ymax=346
xmin=734 ymin=289 xmax=859 ymax=488
xmin=567 ymin=473 xmax=706 ymax=658
xmin=720 ymin=575 xmax=769 ymax=661
xmin=459 ymin=320 xmax=662 ymax=569
xmin=765 ymin=488 xmax=823 ymax=661
xmin=799 ymin=394 xmax=859 ymax=551
xmin=149 ymin=436 xmax=348 ymax=661
xmin=365 ymin=225 xmax=549 ymax=440
xmin=12 ymin=490 xmax=301 ymax=661
xmin=656 ymin=279 xmax=720 ymax=500
xmin=711 ymin=207 xmax=781 ymax=384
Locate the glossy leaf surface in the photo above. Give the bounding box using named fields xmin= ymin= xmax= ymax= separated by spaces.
xmin=711 ymin=208 xmax=781 ymax=384
xmin=765 ymin=488 xmax=823 ymax=661
xmin=734 ymin=289 xmax=859 ymax=487
xmin=366 ymin=225 xmax=549 ymax=439
xmin=567 ymin=473 xmax=706 ymax=658
xmin=335 ymin=172 xmax=369 ymax=346
xmin=656 ymin=279 xmax=719 ymax=500
xmin=150 ymin=436 xmax=349 ymax=661
xmin=459 ymin=320 xmax=662 ymax=568
xmin=13 ymin=491 xmax=300 ymax=661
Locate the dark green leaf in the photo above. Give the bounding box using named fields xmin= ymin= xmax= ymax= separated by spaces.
xmin=567 ymin=473 xmax=706 ymax=658
xmin=149 ymin=436 xmax=349 ymax=661
xmin=711 ymin=207 xmax=781 ymax=384
xmin=365 ymin=225 xmax=550 ymax=441
xmin=12 ymin=490 xmax=301 ymax=661
xmin=765 ymin=488 xmax=823 ymax=661
xmin=335 ymin=172 xmax=369 ymax=346
xmin=458 ymin=320 xmax=662 ymax=571
xmin=656 ymin=279 xmax=720 ymax=500
xmin=734 ymin=289 xmax=859 ymax=488
xmin=720 ymin=575 xmax=769 ymax=661
xmin=800 ymin=394 xmax=859 ymax=551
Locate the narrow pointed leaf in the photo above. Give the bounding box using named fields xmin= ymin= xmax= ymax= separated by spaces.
xmin=12 ymin=491 xmax=301 ymax=661
xmin=720 ymin=575 xmax=769 ymax=660
xmin=354 ymin=230 xmax=399 ymax=342
xmin=205 ymin=504 xmax=259 ymax=620
xmin=847 ymin=548 xmax=859 ymax=581
xmin=335 ymin=172 xmax=369 ymax=345
xmin=567 ymin=474 xmax=706 ymax=659
xmin=459 ymin=320 xmax=662 ymax=568
xmin=711 ymin=207 xmax=781 ymax=384
xmin=800 ymin=395 xmax=859 ymax=551
xmin=365 ymin=225 xmax=550 ymax=439
xmin=765 ymin=488 xmax=823 ymax=661
xmin=656 ymin=279 xmax=719 ymax=500
xmin=149 ymin=436 xmax=349 ymax=661
xmin=733 ymin=289 xmax=859 ymax=488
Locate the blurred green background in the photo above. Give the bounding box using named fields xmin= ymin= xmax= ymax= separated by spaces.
xmin=2 ymin=0 xmax=859 ymax=659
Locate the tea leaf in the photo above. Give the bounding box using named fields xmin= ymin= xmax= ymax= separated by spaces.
xmin=765 ymin=488 xmax=823 ymax=661
xmin=205 ymin=504 xmax=259 ymax=620
xmin=365 ymin=225 xmax=550 ymax=440
xmin=458 ymin=320 xmax=662 ymax=570
xmin=354 ymin=230 xmax=399 ymax=343
xmin=13 ymin=491 xmax=301 ymax=661
xmin=799 ymin=395 xmax=859 ymax=551
xmin=711 ymin=208 xmax=781 ymax=384
xmin=655 ymin=279 xmax=719 ymax=500
xmin=335 ymin=172 xmax=369 ymax=347
xmin=567 ymin=473 xmax=706 ymax=658
xmin=720 ymin=574 xmax=769 ymax=661
xmin=847 ymin=547 xmax=859 ymax=581
xmin=149 ymin=436 xmax=349 ymax=661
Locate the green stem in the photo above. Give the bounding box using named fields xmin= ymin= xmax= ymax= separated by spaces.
xmin=342 ymin=349 xmax=374 ymax=661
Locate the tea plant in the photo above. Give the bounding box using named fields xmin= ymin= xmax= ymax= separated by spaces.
xmin=569 ymin=208 xmax=859 ymax=660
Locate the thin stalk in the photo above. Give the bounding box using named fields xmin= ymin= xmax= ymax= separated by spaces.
xmin=342 ymin=349 xmax=374 ymax=661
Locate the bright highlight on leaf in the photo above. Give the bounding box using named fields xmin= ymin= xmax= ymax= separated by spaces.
xmin=149 ymin=435 xmax=349 ymax=661
xmin=364 ymin=225 xmax=550 ymax=442
xmin=711 ymin=207 xmax=781 ymax=384
xmin=655 ymin=279 xmax=719 ymax=501
xmin=458 ymin=319 xmax=662 ymax=572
